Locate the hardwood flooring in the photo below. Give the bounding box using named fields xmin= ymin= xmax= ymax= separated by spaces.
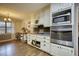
xmin=0 ymin=40 xmax=50 ymax=56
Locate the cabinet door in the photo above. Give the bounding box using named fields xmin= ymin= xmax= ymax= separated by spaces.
xmin=24 ymin=35 xmax=27 ymax=41
xmin=27 ymin=35 xmax=32 ymax=45
xmin=44 ymin=43 xmax=50 ymax=53
xmin=41 ymin=42 xmax=50 ymax=53
xmin=41 ymin=42 xmax=45 ymax=50
xmin=44 ymin=9 xmax=50 ymax=27
xmin=38 ymin=11 xmax=44 ymax=25
xmin=51 ymin=3 xmax=73 ymax=13
xmin=50 ymin=43 xmax=58 ymax=55
xmin=58 ymin=46 xmax=74 ymax=56
xmin=50 ymin=43 xmax=74 ymax=56
xmin=43 ymin=36 xmax=50 ymax=43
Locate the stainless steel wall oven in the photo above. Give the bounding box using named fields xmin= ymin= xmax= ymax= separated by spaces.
xmin=51 ymin=25 xmax=73 ymax=47
xmin=51 ymin=8 xmax=73 ymax=47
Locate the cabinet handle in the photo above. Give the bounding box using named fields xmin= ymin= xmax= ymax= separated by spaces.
xmin=44 ymin=41 xmax=46 ymax=42
xmin=71 ymin=50 xmax=73 ymax=53
xmin=44 ymin=44 xmax=46 ymax=46
xmin=60 ymin=47 xmax=61 ymax=48
xmin=44 ymin=37 xmax=46 ymax=39
xmin=58 ymin=47 xmax=59 ymax=48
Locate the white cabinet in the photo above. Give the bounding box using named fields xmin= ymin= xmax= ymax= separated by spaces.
xmin=41 ymin=42 xmax=50 ymax=53
xmin=44 ymin=9 xmax=50 ymax=27
xmin=51 ymin=3 xmax=73 ymax=13
xmin=38 ymin=11 xmax=44 ymax=25
xmin=20 ymin=34 xmax=27 ymax=42
xmin=37 ymin=6 xmax=50 ymax=27
xmin=24 ymin=35 xmax=27 ymax=41
xmin=36 ymin=35 xmax=42 ymax=41
xmin=41 ymin=36 xmax=50 ymax=53
xmin=27 ymin=34 xmax=50 ymax=53
xmin=50 ymin=43 xmax=74 ymax=56
xmin=27 ymin=34 xmax=32 ymax=45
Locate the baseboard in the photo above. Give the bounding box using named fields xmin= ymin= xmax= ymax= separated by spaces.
xmin=0 ymin=39 xmax=15 ymax=43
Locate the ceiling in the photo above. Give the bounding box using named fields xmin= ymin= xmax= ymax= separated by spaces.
xmin=0 ymin=3 xmax=49 ymax=20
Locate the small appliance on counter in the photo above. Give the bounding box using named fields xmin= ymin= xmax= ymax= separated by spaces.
xmin=31 ymin=40 xmax=41 ymax=48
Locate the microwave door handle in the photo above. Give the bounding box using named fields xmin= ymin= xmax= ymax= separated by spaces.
xmin=53 ymin=13 xmax=70 ymax=18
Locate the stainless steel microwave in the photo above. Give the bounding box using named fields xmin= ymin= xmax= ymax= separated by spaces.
xmin=52 ymin=9 xmax=71 ymax=24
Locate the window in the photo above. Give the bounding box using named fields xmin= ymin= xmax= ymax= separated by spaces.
xmin=7 ymin=22 xmax=12 ymax=33
xmin=0 ymin=21 xmax=5 ymax=34
xmin=0 ymin=20 xmax=13 ymax=34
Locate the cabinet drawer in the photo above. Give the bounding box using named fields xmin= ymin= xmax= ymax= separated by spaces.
xmin=43 ymin=37 xmax=50 ymax=43
xmin=50 ymin=43 xmax=59 ymax=55
xmin=59 ymin=45 xmax=74 ymax=56
xmin=44 ymin=39 xmax=50 ymax=43
xmin=50 ymin=43 xmax=74 ymax=56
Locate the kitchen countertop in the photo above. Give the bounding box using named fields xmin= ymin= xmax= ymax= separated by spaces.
xmin=36 ymin=33 xmax=50 ymax=36
xmin=28 ymin=33 xmax=50 ymax=36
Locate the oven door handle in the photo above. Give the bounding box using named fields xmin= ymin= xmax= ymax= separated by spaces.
xmin=51 ymin=29 xmax=72 ymax=31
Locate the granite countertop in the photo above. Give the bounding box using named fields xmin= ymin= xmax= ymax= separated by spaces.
xmin=36 ymin=33 xmax=50 ymax=36
xmin=31 ymin=33 xmax=50 ymax=36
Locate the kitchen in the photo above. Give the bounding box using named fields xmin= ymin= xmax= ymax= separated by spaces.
xmin=0 ymin=3 xmax=78 ymax=56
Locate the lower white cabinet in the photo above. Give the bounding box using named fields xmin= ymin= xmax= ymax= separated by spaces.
xmin=24 ymin=35 xmax=27 ymax=41
xmin=41 ymin=42 xmax=50 ymax=53
xmin=20 ymin=34 xmax=27 ymax=42
xmin=27 ymin=35 xmax=32 ymax=45
xmin=50 ymin=43 xmax=74 ymax=56
xmin=27 ymin=34 xmax=74 ymax=56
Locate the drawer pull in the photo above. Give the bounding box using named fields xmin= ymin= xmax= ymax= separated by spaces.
xmin=44 ymin=41 xmax=46 ymax=42
xmin=58 ymin=47 xmax=59 ymax=48
xmin=44 ymin=37 xmax=46 ymax=39
xmin=44 ymin=44 xmax=46 ymax=46
xmin=71 ymin=50 xmax=73 ymax=53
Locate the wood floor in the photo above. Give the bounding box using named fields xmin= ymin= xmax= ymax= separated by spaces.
xmin=0 ymin=40 xmax=50 ymax=56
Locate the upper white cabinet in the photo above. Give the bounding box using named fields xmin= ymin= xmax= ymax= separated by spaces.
xmin=44 ymin=9 xmax=50 ymax=27
xmin=38 ymin=11 xmax=44 ymax=25
xmin=37 ymin=5 xmax=50 ymax=27
xmin=51 ymin=3 xmax=73 ymax=13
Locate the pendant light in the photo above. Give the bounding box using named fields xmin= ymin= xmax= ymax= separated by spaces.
xmin=8 ymin=18 xmax=11 ymax=21
xmin=4 ymin=18 xmax=7 ymax=21
xmin=8 ymin=13 xmax=11 ymax=21
xmin=4 ymin=13 xmax=12 ymax=22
